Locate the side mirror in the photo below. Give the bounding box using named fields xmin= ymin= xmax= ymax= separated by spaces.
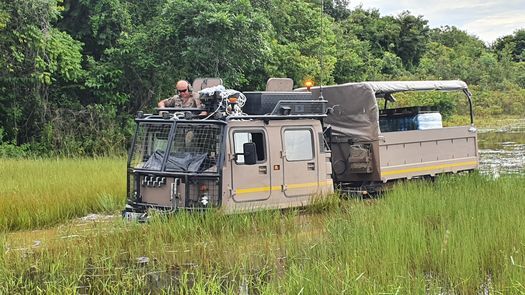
xmin=243 ymin=142 xmax=257 ymax=165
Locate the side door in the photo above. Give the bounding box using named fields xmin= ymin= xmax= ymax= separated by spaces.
xmin=281 ymin=127 xmax=319 ymax=197
xmin=230 ymin=128 xmax=273 ymax=202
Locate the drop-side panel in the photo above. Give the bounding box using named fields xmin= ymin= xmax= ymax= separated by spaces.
xmin=379 ymin=126 xmax=478 ymax=181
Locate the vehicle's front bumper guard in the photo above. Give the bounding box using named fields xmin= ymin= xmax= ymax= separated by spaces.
xmin=122 ymin=201 xmax=215 ymax=220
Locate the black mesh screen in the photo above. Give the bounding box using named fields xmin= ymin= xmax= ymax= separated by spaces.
xmin=130 ymin=123 xmax=172 ymax=170
xmin=127 ymin=173 xmax=137 ymax=201
xmin=183 ymin=176 xmax=221 ymax=208
xmin=166 ymin=123 xmax=222 ymax=173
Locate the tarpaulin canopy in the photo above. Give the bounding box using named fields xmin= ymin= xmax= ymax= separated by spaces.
xmin=300 ymin=83 xmax=380 ymax=141
xmin=363 ymin=80 xmax=469 ymax=98
xmin=297 ymin=80 xmax=470 ymax=141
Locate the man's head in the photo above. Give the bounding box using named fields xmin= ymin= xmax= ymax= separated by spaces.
xmin=176 ymin=80 xmax=192 ymax=100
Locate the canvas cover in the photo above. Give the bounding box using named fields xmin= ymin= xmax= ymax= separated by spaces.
xmin=304 ymin=83 xmax=380 ymax=141
xmin=364 ymin=80 xmax=468 ymax=97
xmin=298 ymin=80 xmax=469 ymax=141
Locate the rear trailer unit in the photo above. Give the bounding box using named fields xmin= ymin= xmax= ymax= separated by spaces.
xmin=301 ymin=80 xmax=478 ymax=194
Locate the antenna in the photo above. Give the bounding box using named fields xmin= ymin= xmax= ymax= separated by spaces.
xmin=319 ymin=0 xmax=324 ymax=100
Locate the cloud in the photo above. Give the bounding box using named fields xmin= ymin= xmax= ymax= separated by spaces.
xmin=351 ymin=0 xmax=525 ymax=42
xmin=463 ymin=12 xmax=525 ymax=43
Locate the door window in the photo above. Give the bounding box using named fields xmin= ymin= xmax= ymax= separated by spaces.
xmin=233 ymin=131 xmax=266 ymax=164
xmin=284 ymin=129 xmax=313 ymax=161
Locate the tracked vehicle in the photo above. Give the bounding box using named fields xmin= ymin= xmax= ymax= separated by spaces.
xmin=124 ymin=78 xmax=478 ymax=216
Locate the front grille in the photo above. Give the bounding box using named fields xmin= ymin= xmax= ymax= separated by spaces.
xmin=183 ymin=176 xmax=221 ymax=208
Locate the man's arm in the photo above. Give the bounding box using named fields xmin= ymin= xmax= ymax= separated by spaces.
xmin=158 ymin=98 xmax=168 ymax=108
xmin=159 ymin=95 xmax=178 ymax=108
xmin=194 ymin=96 xmax=208 ymax=116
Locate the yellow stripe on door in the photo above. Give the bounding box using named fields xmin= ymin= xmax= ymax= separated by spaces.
xmin=235 ymin=180 xmax=333 ymax=195
xmin=235 ymin=186 xmax=281 ymax=194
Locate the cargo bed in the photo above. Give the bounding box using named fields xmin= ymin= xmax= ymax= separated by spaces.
xmin=379 ymin=126 xmax=478 ymax=181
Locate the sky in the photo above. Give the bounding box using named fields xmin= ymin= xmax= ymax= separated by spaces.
xmin=350 ymin=0 xmax=525 ymax=44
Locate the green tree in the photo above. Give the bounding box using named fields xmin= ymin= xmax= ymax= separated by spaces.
xmin=0 ymin=0 xmax=83 ymax=145
xmin=493 ymin=29 xmax=525 ymax=62
xmin=59 ymin=0 xmax=132 ymax=60
xmin=345 ymin=7 xmax=399 ymax=57
xmin=332 ymin=18 xmax=382 ymax=83
xmin=430 ymin=25 xmax=485 ymax=49
xmin=393 ymin=11 xmax=430 ymax=69
xmin=261 ymin=0 xmax=337 ymax=86
xmin=322 ymin=0 xmax=351 ymax=21
xmin=103 ymin=0 xmax=270 ymax=113
xmin=417 ymin=26 xmax=488 ymax=85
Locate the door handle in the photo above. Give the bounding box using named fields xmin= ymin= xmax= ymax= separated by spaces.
xmin=258 ymin=166 xmax=267 ymax=174
xmin=307 ymin=162 xmax=315 ymax=170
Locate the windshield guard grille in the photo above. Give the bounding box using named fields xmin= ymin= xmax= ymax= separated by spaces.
xmin=166 ymin=123 xmax=222 ymax=173
xmin=130 ymin=122 xmax=222 ymax=173
xmin=130 ymin=123 xmax=172 ymax=171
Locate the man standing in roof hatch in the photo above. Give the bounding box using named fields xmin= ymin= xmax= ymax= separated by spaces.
xmin=158 ymin=80 xmax=207 ymax=116
xmin=158 ymin=80 xmax=204 ymax=108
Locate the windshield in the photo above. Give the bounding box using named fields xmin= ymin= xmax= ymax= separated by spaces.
xmin=166 ymin=123 xmax=222 ymax=173
xmin=129 ymin=122 xmax=222 ymax=173
xmin=130 ymin=123 xmax=172 ymax=171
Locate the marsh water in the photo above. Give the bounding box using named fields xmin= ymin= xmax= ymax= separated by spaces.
xmin=478 ymin=120 xmax=525 ymax=176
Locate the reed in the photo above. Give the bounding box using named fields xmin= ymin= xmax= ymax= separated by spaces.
xmin=276 ymin=173 xmax=525 ymax=293
xmin=1 ymin=167 xmax=524 ymax=293
xmin=0 ymin=158 xmax=126 ymax=231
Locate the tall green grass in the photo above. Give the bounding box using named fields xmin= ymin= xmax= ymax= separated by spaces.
xmin=2 ymin=173 xmax=524 ymax=293
xmin=278 ymin=173 xmax=525 ymax=293
xmin=0 ymin=158 xmax=125 ymax=231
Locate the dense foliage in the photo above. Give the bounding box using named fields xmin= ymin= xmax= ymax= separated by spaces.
xmin=0 ymin=0 xmax=523 ymax=156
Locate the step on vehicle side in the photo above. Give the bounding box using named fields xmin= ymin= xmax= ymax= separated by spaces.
xmin=123 ymin=79 xmax=479 ymax=217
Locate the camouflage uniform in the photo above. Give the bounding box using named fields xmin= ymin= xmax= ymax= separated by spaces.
xmin=163 ymin=93 xmax=203 ymax=108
